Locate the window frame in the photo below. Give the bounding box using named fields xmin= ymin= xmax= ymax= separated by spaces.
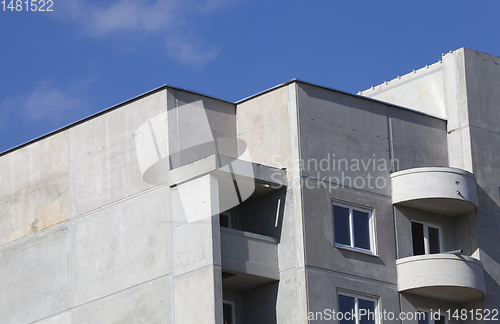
xmin=411 ymin=221 xmax=443 ymax=255
xmin=416 ymin=309 xmax=447 ymax=324
xmin=332 ymin=200 xmax=377 ymax=256
xmin=337 ymin=290 xmax=380 ymax=324
xmin=223 ymin=299 xmax=236 ymax=324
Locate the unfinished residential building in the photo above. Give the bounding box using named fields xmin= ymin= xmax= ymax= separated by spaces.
xmin=0 ymin=48 xmax=498 ymax=323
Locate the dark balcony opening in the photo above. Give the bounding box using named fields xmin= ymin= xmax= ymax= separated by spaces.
xmin=223 ymin=279 xmax=278 ymax=324
xmin=221 ymin=186 xmax=286 ymax=239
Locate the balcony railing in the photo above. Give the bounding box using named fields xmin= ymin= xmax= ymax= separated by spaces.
xmin=391 ymin=167 xmax=478 ymax=216
xmin=220 ymin=227 xmax=279 ymax=280
xmin=396 ymin=253 xmax=485 ymax=303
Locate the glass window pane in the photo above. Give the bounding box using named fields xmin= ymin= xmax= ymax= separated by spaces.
xmin=358 ymin=299 xmax=376 ymax=324
xmin=412 ymin=222 xmax=425 ymax=255
xmin=338 ymin=295 xmax=355 ymax=324
xmin=353 ymin=210 xmax=371 ymax=250
xmin=417 ymin=312 xmax=429 ymax=324
xmin=428 ymin=227 xmax=441 ymax=254
xmin=334 ymin=206 xmax=351 ymax=245
xmin=223 ymin=303 xmax=233 ymax=324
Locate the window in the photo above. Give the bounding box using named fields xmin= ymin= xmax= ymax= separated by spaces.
xmin=411 ymin=221 xmax=442 ymax=256
xmin=417 ymin=310 xmax=446 ymax=324
xmin=333 ymin=202 xmax=375 ymax=254
xmin=223 ymin=300 xmax=235 ymax=324
xmin=338 ymin=291 xmax=378 ymax=324
xmin=220 ymin=212 xmax=232 ymax=229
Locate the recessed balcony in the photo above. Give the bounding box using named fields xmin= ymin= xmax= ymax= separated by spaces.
xmin=396 ymin=254 xmax=485 ymax=303
xmin=391 ymin=167 xmax=478 ymax=216
xmin=220 ymin=227 xmax=279 ymax=290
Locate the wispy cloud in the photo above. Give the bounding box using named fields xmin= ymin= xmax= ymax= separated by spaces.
xmin=0 ymin=81 xmax=86 ymax=129
xmin=56 ymin=0 xmax=239 ymax=67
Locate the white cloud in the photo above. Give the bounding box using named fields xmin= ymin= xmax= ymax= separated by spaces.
xmin=56 ymin=0 xmax=238 ymax=67
xmin=0 ymin=81 xmax=85 ymax=127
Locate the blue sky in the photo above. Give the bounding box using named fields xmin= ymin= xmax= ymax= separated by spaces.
xmin=1 ymin=0 xmax=499 ymax=153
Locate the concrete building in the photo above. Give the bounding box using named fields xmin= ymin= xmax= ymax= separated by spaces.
xmin=0 ymin=47 xmax=498 ymax=324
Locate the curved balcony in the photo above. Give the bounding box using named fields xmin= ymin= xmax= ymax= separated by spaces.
xmin=391 ymin=167 xmax=478 ymax=216
xmin=396 ymin=254 xmax=485 ymax=303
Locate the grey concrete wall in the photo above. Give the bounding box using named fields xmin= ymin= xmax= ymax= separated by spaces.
xmin=236 ymin=86 xmax=291 ymax=174
xmin=305 ymin=268 xmax=400 ymax=323
xmin=0 ymin=131 xmax=69 ymax=246
xmin=0 ymin=226 xmax=71 ymax=324
xmin=389 ymin=107 xmax=448 ymax=171
xmin=0 ymin=88 xmax=235 ymax=323
xmin=69 ymin=90 xmax=168 ymax=218
xmin=456 ymin=48 xmax=500 ymax=307
xmin=359 ymin=61 xmax=447 ymax=119
xmin=296 ymin=82 xmax=391 ymax=196
xmin=235 ymin=83 xmax=309 ymax=324
xmin=302 ymin=179 xmax=397 ymax=283
xmin=167 ymin=87 xmax=236 ymax=169
xmin=295 ymin=82 xmax=454 ymax=318
xmin=245 ymin=281 xmax=279 ymax=324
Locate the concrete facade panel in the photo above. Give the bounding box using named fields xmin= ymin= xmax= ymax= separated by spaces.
xmin=276 ymin=270 xmax=301 ymax=324
xmin=236 ymin=86 xmax=291 ymax=171
xmin=305 ymin=268 xmax=399 ymax=323
xmin=476 ymin=208 xmax=500 ymax=299
xmin=0 ymin=131 xmax=69 ymax=246
xmin=69 ymin=90 xmax=167 ymax=217
xmin=297 ymin=82 xmax=391 ymax=196
xmin=0 ymin=226 xmax=70 ymax=324
xmin=73 ymin=277 xmax=172 ymax=324
xmin=171 ymin=175 xmax=220 ymax=276
xmin=470 ymin=127 xmax=500 ymax=210
xmin=390 ymin=108 xmax=448 ymax=171
xmin=174 ymin=266 xmax=219 ymax=324
xmin=360 ymin=61 xmax=446 ymax=118
xmin=34 ymin=312 xmax=71 ymax=324
xmin=463 ymin=49 xmax=500 ymax=133
xmin=72 ymin=186 xmax=171 ymax=306
xmin=302 ymin=181 xmax=397 ymax=283
xmin=277 ymin=186 xmax=298 ymax=272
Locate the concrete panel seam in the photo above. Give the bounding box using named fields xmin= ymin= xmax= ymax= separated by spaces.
xmin=72 ymin=273 xmax=173 ymax=310
xmin=305 ymin=265 xmax=398 ymax=289
xmin=172 ymin=264 xmax=219 ymax=280
xmin=469 ymin=124 xmax=500 ymax=137
xmin=29 ymin=310 xmax=72 ymax=324
xmin=0 ymin=220 xmax=71 ymax=250
xmin=70 ymin=182 xmax=170 ymax=221
xmin=67 ymin=130 xmax=74 ymax=321
xmin=168 ymin=174 xmax=176 ymax=324
xmin=299 ymin=175 xmax=392 ymax=199
xmin=477 ymin=207 xmax=500 ymax=216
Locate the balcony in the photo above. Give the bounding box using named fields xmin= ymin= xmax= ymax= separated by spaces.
xmin=396 ymin=254 xmax=486 ymax=303
xmin=220 ymin=227 xmax=279 ymax=290
xmin=391 ymin=167 xmax=478 ymax=216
